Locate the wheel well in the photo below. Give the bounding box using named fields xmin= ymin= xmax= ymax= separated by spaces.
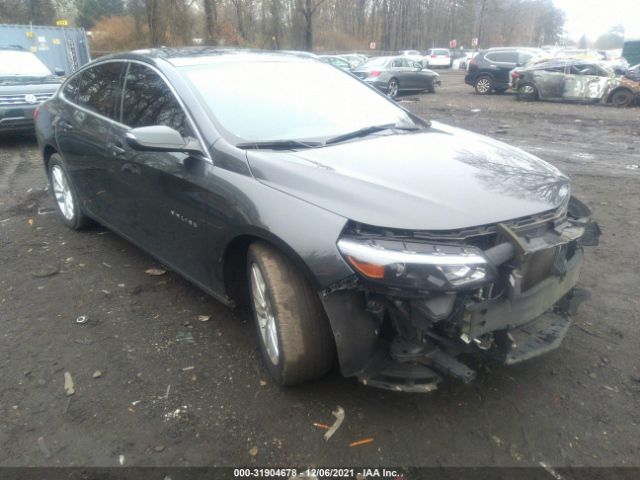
xmin=222 ymin=234 xmax=320 ymax=309
xmin=476 ymin=73 xmax=494 ymax=83
xmin=42 ymin=145 xmax=58 ymax=173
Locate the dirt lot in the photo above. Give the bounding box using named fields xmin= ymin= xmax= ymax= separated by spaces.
xmin=1 ymin=69 xmax=639 ymax=468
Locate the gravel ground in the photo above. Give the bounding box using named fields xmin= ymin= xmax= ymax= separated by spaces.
xmin=1 ymin=69 xmax=639 ymax=468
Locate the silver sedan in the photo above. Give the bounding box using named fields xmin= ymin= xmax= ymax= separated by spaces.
xmin=352 ymin=56 xmax=440 ymax=98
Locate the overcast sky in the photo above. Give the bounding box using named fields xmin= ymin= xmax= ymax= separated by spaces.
xmin=554 ymin=0 xmax=640 ymax=41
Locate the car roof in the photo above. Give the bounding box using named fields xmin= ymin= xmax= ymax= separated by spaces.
xmin=97 ymin=47 xmax=319 ymax=68
xmin=523 ymin=58 xmax=605 ymax=70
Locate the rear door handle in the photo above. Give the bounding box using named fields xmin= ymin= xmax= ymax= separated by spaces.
xmin=59 ymin=119 xmax=74 ymax=131
xmin=121 ymin=163 xmax=141 ymax=175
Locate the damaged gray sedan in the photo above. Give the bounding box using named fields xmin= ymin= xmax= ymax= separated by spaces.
xmin=512 ymin=59 xmax=640 ymax=106
xmin=35 ymin=49 xmax=600 ymax=393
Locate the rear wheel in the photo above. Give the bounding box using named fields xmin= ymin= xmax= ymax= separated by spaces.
xmin=427 ymin=79 xmax=438 ymax=93
xmin=517 ymin=83 xmax=538 ymax=101
xmin=47 ymin=154 xmax=94 ymax=230
xmin=247 ymin=241 xmax=335 ymax=386
xmin=387 ymin=78 xmax=399 ymax=98
xmin=474 ymin=75 xmax=493 ymax=94
xmin=610 ymin=88 xmax=633 ymax=107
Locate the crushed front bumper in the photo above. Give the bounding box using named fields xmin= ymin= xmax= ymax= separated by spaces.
xmin=321 ymin=206 xmax=600 ymax=392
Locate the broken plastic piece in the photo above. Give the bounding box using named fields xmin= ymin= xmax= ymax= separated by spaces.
xmin=145 ymin=268 xmax=167 ymax=276
xmin=324 ymin=406 xmax=345 ymax=441
xmin=349 ymin=437 xmax=374 ymax=447
xmin=64 ymin=372 xmax=75 ymax=396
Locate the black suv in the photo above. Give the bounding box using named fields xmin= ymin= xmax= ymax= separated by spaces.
xmin=465 ymin=48 xmax=542 ymax=94
xmin=0 ymin=47 xmax=64 ymax=134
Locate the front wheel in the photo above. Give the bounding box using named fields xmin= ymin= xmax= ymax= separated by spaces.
xmin=247 ymin=241 xmax=335 ymax=386
xmin=48 ymin=154 xmax=94 ymax=230
xmin=387 ymin=78 xmax=399 ymax=98
xmin=474 ymin=75 xmax=493 ymax=94
xmin=427 ymin=79 xmax=438 ymax=93
xmin=610 ymin=89 xmax=633 ymax=107
xmin=517 ymin=83 xmax=538 ymax=101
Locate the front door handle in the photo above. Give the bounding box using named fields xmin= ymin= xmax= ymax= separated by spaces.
xmin=111 ymin=144 xmax=126 ymax=157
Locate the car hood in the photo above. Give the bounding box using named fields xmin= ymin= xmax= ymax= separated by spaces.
xmin=246 ymin=121 xmax=569 ymax=231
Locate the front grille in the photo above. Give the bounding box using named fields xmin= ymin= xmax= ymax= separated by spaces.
xmin=0 ymin=93 xmax=53 ymax=107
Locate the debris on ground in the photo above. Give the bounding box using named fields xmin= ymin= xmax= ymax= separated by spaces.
xmin=63 ymin=372 xmax=75 ymax=396
xmin=93 ymin=370 xmax=102 ymax=379
xmin=30 ymin=266 xmax=59 ymax=278
xmin=626 ymin=164 xmax=638 ymax=170
xmin=176 ymin=331 xmax=195 ymax=344
xmin=313 ymin=422 xmax=330 ymax=430
xmin=153 ymin=445 xmax=165 ymax=453
xmin=160 ymin=384 xmax=171 ymax=400
xmin=164 ymin=406 xmax=188 ymax=421
xmin=259 ymin=379 xmax=267 ymax=387
xmin=349 ymin=438 xmax=374 ymax=448
xmin=181 ymin=366 xmax=195 ymax=371
xmin=249 ymin=446 xmax=258 ymax=457
xmin=145 ymin=268 xmax=167 ymax=276
xmin=324 ymin=406 xmax=345 ymax=441
xmin=75 ymin=315 xmax=88 ymax=324
xmin=37 ymin=436 xmax=51 ymax=458
xmin=118 ymin=454 xmax=125 ymax=465
xmin=198 ymin=315 xmax=211 ymax=322
xmin=539 ymin=461 xmax=564 ymax=480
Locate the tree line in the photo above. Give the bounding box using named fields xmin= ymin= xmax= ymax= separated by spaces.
xmin=1 ymin=0 xmax=569 ymax=52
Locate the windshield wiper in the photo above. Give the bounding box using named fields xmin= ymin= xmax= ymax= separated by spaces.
xmin=236 ymin=139 xmax=322 ymax=150
xmin=324 ymin=123 xmax=421 ymax=145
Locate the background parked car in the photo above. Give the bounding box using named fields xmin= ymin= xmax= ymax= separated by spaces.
xmin=512 ymin=59 xmax=640 ymax=107
xmin=399 ymin=49 xmax=425 ymax=66
xmin=338 ymin=53 xmax=367 ymax=67
xmin=0 ymin=46 xmax=65 ymax=134
xmin=318 ymin=55 xmax=354 ymax=70
xmin=352 ymin=56 xmax=440 ymax=98
xmin=424 ymin=48 xmax=451 ymax=68
xmin=622 ymin=39 xmax=640 ymax=68
xmin=465 ymin=47 xmax=543 ymax=94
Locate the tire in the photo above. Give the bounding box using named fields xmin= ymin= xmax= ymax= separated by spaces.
xmin=387 ymin=78 xmax=400 ymax=98
xmin=47 ymin=154 xmax=94 ymax=230
xmin=247 ymin=241 xmax=335 ymax=386
xmin=610 ymin=89 xmax=633 ymax=107
xmin=427 ymin=79 xmax=438 ymax=93
xmin=517 ymin=83 xmax=538 ymax=101
xmin=474 ymin=75 xmax=493 ymax=94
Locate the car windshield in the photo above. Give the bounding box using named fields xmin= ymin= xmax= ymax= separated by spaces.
xmin=0 ymin=51 xmax=52 ymax=76
xmin=181 ymin=60 xmax=418 ymax=144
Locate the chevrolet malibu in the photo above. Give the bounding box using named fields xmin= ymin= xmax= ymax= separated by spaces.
xmin=35 ymin=48 xmax=600 ymax=392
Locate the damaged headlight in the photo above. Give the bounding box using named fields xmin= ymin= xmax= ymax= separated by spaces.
xmin=337 ymin=237 xmax=496 ymax=292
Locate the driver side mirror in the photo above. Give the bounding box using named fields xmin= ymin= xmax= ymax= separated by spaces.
xmin=126 ymin=125 xmax=202 ymax=155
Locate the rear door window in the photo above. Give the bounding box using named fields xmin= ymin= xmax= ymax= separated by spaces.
xmin=486 ymin=51 xmax=518 ymax=63
xmin=121 ymin=63 xmax=194 ymax=138
xmin=75 ymin=62 xmax=124 ymax=119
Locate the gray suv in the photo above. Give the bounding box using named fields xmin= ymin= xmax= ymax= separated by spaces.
xmin=0 ymin=47 xmax=64 ymax=134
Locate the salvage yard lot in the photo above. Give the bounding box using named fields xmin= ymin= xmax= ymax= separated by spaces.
xmin=1 ymin=69 xmax=639 ymax=467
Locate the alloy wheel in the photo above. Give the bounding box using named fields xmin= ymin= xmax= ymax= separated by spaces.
xmin=51 ymin=165 xmax=75 ymax=221
xmin=476 ymin=77 xmax=491 ymax=94
xmin=388 ymin=79 xmax=399 ymax=98
xmin=250 ymin=262 xmax=280 ymax=365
